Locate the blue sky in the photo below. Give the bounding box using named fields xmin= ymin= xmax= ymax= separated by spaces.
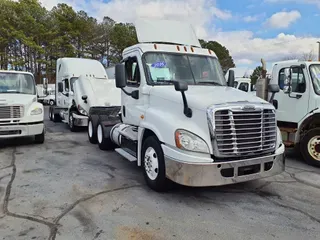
xmin=216 ymin=0 xmax=319 ymax=38
xmin=41 ymin=0 xmax=320 ymax=70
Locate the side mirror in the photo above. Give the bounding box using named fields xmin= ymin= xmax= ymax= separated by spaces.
xmin=82 ymin=95 xmax=88 ymax=100
xmin=115 ymin=64 xmax=127 ymax=88
xmin=268 ymin=84 xmax=280 ymax=103
xmin=58 ymin=82 xmax=63 ymax=93
xmin=174 ymin=81 xmax=188 ymax=92
xmin=65 ymin=92 xmax=69 ymax=97
xmin=173 ymin=81 xmax=192 ymax=118
xmin=268 ymin=84 xmax=280 ymax=93
xmin=227 ymin=70 xmax=235 ymax=87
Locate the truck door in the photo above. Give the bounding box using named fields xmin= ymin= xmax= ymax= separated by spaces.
xmin=61 ymin=78 xmax=70 ymax=108
xmin=274 ymin=66 xmax=309 ymax=123
xmin=121 ymin=52 xmax=147 ymax=126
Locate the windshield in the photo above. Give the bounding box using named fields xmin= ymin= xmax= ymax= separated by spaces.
xmin=0 ymin=72 xmax=36 ymax=95
xmin=310 ymin=65 xmax=320 ymax=95
xmin=70 ymin=77 xmax=78 ymax=92
xmin=143 ymin=52 xmax=226 ymax=86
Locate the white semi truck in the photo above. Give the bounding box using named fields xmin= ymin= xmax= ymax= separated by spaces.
xmin=0 ymin=70 xmax=45 ymax=143
xmin=268 ymin=59 xmax=320 ymax=167
xmin=49 ymin=58 xmax=121 ymax=132
xmin=88 ymin=19 xmax=285 ymax=192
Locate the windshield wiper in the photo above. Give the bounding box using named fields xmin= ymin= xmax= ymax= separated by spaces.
xmin=154 ymin=80 xmax=175 ymax=85
xmin=197 ymin=81 xmax=222 ymax=86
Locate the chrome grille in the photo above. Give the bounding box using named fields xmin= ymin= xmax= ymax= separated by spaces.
xmin=0 ymin=106 xmax=24 ymax=119
xmin=214 ymin=108 xmax=276 ymax=156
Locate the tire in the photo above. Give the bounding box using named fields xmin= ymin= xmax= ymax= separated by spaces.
xmin=49 ymin=100 xmax=54 ymax=106
xmin=68 ymin=111 xmax=78 ymax=132
xmin=97 ymin=122 xmax=116 ymax=150
xmin=34 ymin=130 xmax=45 ymax=144
xmin=88 ymin=116 xmax=98 ymax=144
xmin=49 ymin=107 xmax=53 ymax=121
xmin=142 ymin=136 xmax=168 ymax=192
xmin=300 ymin=128 xmax=320 ymax=167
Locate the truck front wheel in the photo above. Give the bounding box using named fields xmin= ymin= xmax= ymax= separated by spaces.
xmin=68 ymin=111 xmax=78 ymax=132
xmin=301 ymin=129 xmax=320 ymax=167
xmin=88 ymin=116 xmax=98 ymax=144
xmin=142 ymin=136 xmax=168 ymax=192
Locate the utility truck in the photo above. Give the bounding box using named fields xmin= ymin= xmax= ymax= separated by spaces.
xmin=0 ymin=70 xmax=44 ymax=143
xmin=89 ymin=19 xmax=285 ymax=192
xmin=268 ymin=59 xmax=320 ymax=167
xmin=234 ymin=78 xmax=256 ymax=94
xmin=49 ymin=58 xmax=121 ymax=132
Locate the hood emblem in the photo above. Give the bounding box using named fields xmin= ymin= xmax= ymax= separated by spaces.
xmin=242 ymin=105 xmax=256 ymax=111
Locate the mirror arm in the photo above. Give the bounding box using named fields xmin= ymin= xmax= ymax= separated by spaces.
xmin=181 ymin=92 xmax=192 ymax=118
xmin=121 ymin=88 xmax=132 ymax=96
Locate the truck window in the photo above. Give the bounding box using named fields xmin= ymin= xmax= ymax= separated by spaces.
xmin=143 ymin=52 xmax=226 ymax=86
xmin=63 ymin=78 xmax=69 ymax=92
xmin=0 ymin=72 xmax=36 ymax=95
xmin=70 ymin=77 xmax=78 ymax=92
xmin=279 ymin=67 xmax=306 ymax=93
xmin=310 ymin=64 xmax=320 ymax=95
xmin=125 ymin=57 xmax=140 ymax=87
xmin=239 ymin=82 xmax=249 ymax=92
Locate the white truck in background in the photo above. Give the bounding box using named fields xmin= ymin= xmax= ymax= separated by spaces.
xmin=234 ymin=78 xmax=256 ymax=95
xmin=225 ymin=68 xmax=256 ymax=94
xmin=268 ymin=59 xmax=320 ymax=167
xmin=89 ymin=19 xmax=285 ymax=192
xmin=49 ymin=58 xmax=121 ymax=132
xmin=0 ymin=70 xmax=45 ymax=143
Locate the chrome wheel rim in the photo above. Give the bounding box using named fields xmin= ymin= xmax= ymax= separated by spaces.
xmin=307 ymin=136 xmax=320 ymax=161
xmin=88 ymin=121 xmax=93 ymax=138
xmin=97 ymin=125 xmax=103 ymax=144
xmin=144 ymin=147 xmax=159 ymax=180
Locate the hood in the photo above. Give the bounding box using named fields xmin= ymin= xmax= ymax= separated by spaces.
xmin=0 ymin=94 xmax=36 ymax=105
xmin=149 ymin=85 xmax=269 ymax=110
xmin=88 ymin=78 xmax=121 ymax=107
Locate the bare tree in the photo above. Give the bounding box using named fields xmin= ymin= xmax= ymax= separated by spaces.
xmin=301 ymin=50 xmax=316 ymax=61
xmin=282 ymin=55 xmax=299 ymax=61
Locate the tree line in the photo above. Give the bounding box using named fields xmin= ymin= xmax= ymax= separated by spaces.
xmin=0 ymin=0 xmax=235 ymax=84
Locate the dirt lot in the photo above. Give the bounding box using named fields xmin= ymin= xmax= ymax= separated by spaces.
xmin=0 ymin=107 xmax=320 ymax=240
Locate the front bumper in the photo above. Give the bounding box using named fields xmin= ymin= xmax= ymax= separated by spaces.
xmin=164 ymin=144 xmax=285 ymax=187
xmin=0 ymin=122 xmax=44 ymax=138
xmin=72 ymin=113 xmax=88 ymax=127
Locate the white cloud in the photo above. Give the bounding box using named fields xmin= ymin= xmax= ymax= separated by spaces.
xmin=210 ymin=31 xmax=319 ymax=66
xmin=35 ymin=0 xmax=318 ymax=67
xmin=265 ymin=10 xmax=301 ymax=29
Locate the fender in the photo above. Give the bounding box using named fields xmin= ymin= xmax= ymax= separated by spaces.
xmin=296 ymin=107 xmax=320 ymax=143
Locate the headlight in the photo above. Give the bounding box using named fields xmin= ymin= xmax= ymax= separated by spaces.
xmin=78 ymin=104 xmax=88 ymax=116
xmin=175 ymin=129 xmax=209 ymax=153
xmin=276 ymin=127 xmax=283 ymax=148
xmin=30 ymin=107 xmax=43 ymax=115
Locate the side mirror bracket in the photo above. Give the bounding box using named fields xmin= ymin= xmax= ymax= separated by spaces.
xmin=174 ymin=81 xmax=192 ymax=118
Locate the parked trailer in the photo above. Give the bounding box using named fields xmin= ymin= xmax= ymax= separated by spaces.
xmin=49 ymin=57 xmax=121 ymax=132
xmin=268 ymin=59 xmax=320 ymax=167
xmin=89 ymin=19 xmax=285 ymax=192
xmin=0 ymin=70 xmax=45 ymax=143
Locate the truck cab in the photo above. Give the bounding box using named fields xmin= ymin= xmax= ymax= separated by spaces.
xmin=49 ymin=58 xmax=116 ymax=132
xmin=0 ymin=70 xmax=44 ymax=143
xmin=269 ymin=60 xmax=320 ymax=166
xmin=234 ymin=78 xmax=256 ymax=95
xmin=94 ymin=19 xmax=285 ymax=192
